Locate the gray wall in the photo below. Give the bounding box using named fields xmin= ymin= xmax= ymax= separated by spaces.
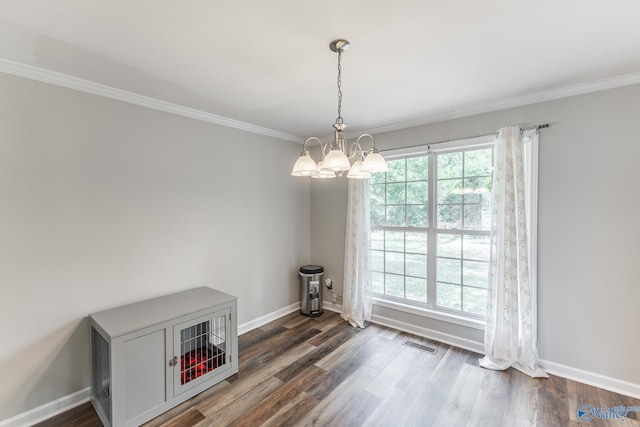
xmin=311 ymin=84 xmax=640 ymax=385
xmin=0 ymin=72 xmax=310 ymax=420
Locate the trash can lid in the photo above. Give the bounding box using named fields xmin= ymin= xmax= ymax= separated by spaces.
xmin=300 ymin=265 xmax=324 ymax=274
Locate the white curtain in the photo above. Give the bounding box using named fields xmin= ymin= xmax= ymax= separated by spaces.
xmin=479 ymin=126 xmax=547 ymax=378
xmin=341 ymin=178 xmax=373 ymax=328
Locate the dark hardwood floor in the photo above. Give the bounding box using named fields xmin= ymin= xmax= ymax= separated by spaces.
xmin=35 ymin=311 xmax=640 ymax=427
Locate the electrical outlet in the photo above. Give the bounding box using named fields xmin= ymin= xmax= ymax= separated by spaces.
xmin=325 ymin=278 xmax=333 ymax=289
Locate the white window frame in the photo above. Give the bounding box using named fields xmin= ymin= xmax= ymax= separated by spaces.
xmin=371 ymin=135 xmax=496 ymax=330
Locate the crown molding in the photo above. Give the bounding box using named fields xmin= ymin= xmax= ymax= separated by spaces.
xmin=2 ymin=57 xmax=639 ymax=144
xmin=0 ymin=58 xmax=303 ymax=143
xmin=348 ymin=71 xmax=640 ymax=138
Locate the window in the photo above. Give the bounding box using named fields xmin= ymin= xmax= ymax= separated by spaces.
xmin=370 ymin=137 xmax=494 ymax=321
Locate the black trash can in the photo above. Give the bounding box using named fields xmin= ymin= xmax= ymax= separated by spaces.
xmin=299 ymin=265 xmax=324 ymax=316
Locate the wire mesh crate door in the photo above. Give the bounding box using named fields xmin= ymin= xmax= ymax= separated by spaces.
xmin=210 ymin=312 xmax=227 ymax=369
xmin=177 ymin=311 xmax=228 ymax=387
xmin=91 ymin=326 xmax=112 ymax=425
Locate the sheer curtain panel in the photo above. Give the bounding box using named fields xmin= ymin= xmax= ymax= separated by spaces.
xmin=342 ymin=179 xmax=373 ymax=328
xmin=479 ymin=126 xmax=547 ymax=378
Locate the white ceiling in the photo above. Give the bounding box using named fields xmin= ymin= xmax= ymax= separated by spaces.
xmin=1 ymin=0 xmax=639 ymax=141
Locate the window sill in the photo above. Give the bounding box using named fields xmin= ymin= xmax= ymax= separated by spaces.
xmin=372 ymin=297 xmax=486 ymax=330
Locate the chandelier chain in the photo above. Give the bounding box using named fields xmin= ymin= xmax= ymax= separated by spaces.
xmin=336 ymin=49 xmax=343 ymax=124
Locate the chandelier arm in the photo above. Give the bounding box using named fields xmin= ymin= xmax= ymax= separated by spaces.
xmin=348 ymin=141 xmax=364 ymax=159
xmin=302 ymin=137 xmax=322 ymax=152
xmin=356 ymin=133 xmax=376 ymax=150
xmin=321 ymin=141 xmax=330 ymax=158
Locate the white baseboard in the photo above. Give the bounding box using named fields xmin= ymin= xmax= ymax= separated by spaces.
xmin=0 ymin=387 xmax=89 ymax=427
xmin=370 ymin=313 xmax=485 ymax=354
xmin=322 ymin=301 xmax=342 ymax=314
xmin=238 ymin=302 xmax=300 ymax=335
xmin=540 ymin=359 xmax=640 ymax=400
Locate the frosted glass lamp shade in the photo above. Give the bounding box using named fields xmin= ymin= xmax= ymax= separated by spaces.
xmin=291 ymin=152 xmax=319 ymax=176
xmin=321 ymin=148 xmax=351 ymax=172
xmin=311 ymin=159 xmax=336 ymax=179
xmin=347 ymin=158 xmax=372 ymax=179
xmin=361 ymin=150 xmax=389 ymax=173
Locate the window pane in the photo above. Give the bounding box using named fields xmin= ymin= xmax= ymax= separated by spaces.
xmin=371 ymin=250 xmax=384 ymax=272
xmin=385 ymin=252 xmax=404 ymax=275
xmin=437 ymin=282 xmax=461 ymax=310
xmin=371 ymin=171 xmax=386 ymax=185
xmin=407 ymin=181 xmax=427 ymax=204
xmin=464 ymin=149 xmax=493 ymax=177
xmin=371 ymin=205 xmax=385 ymax=226
xmin=463 ymin=235 xmax=490 ymax=261
xmin=386 ymin=159 xmax=406 ymax=182
xmin=407 ymin=205 xmax=428 ymax=227
xmin=437 ymin=179 xmax=463 ymax=203
xmin=406 ymin=277 xmax=427 ymax=303
xmin=371 ymin=230 xmax=384 ymax=250
xmin=405 ymin=232 xmax=427 ymax=254
xmin=437 ymin=234 xmax=461 ymax=258
xmin=371 ymin=183 xmax=385 ymax=205
xmin=406 ymin=254 xmax=427 ymax=278
xmin=386 ymin=183 xmax=405 ymax=205
xmin=437 ymin=258 xmax=461 ymax=284
xmin=386 ymin=205 xmax=406 ymax=226
xmin=463 ymin=176 xmax=492 ymax=199
xmin=437 ymin=204 xmax=462 ymax=229
xmin=372 ymin=272 xmax=384 ymax=293
xmin=438 ymin=152 xmax=463 ymax=179
xmin=463 ymin=260 xmax=489 ymax=288
xmin=385 ymin=231 xmax=404 ymax=252
xmin=407 ymin=156 xmax=428 ymax=181
xmin=385 ymin=274 xmax=404 ymax=298
xmin=463 ymin=204 xmax=484 ymax=229
xmin=463 ymin=287 xmax=487 ymax=315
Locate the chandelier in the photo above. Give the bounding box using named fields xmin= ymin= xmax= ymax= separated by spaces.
xmin=291 ymin=39 xmax=388 ymax=179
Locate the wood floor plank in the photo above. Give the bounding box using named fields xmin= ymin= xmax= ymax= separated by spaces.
xmin=259 ymin=392 xmax=319 ymax=427
xmin=275 ymin=325 xmax=357 ymax=383
xmin=597 ymin=387 xmax=640 ymax=425
xmin=427 ymin=346 xmax=473 ymax=385
xmin=365 ymin=342 xmax=424 ymax=398
xmin=314 ymin=324 xmax=389 ymax=372
xmin=232 ymin=365 xmax=325 ymax=426
xmin=362 ymin=388 xmax=413 ymax=427
xmin=197 ymin=343 xmax=316 ymax=418
xmin=430 ymin=363 xmax=486 ymax=427
xmin=502 ymin=370 xmax=539 ymax=427
xmin=298 ymin=364 xmax=380 ymax=426
xmin=537 ymin=374 xmax=570 ymax=426
xmin=195 ymin=376 xmax=283 ymax=427
xmin=237 ymin=325 xmax=288 ymax=357
xmin=233 ymin=326 xmax=321 ymax=382
xmin=37 ymin=311 xmax=640 ymax=427
xmin=332 ymin=389 xmax=381 ymax=426
xmin=467 ymin=369 xmax=513 ymax=426
xmin=149 ymin=407 xmax=205 ymax=427
xmin=305 ymin=336 xmax=385 ymax=400
xmin=306 ymin=317 xmax=352 ymax=347
xmin=33 ymin=402 xmax=102 ymax=427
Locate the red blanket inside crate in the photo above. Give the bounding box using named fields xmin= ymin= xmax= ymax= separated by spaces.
xmin=180 ymin=348 xmax=223 ymax=385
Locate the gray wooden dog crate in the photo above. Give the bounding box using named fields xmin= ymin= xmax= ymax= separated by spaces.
xmin=89 ymin=287 xmax=238 ymax=427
